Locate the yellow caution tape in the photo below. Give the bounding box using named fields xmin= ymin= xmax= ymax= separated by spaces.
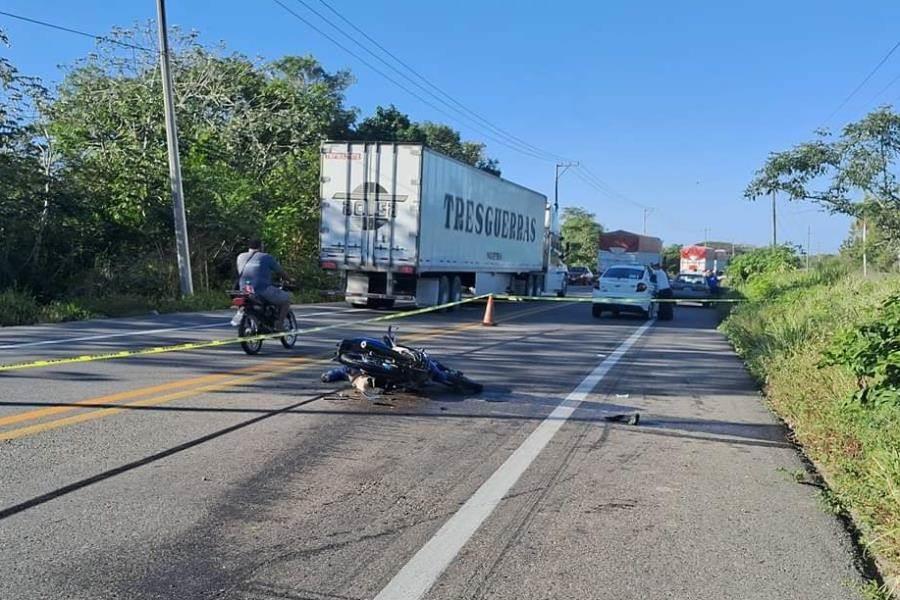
xmin=0 ymin=291 xmax=742 ymax=373
xmin=0 ymin=294 xmax=489 ymax=373
xmin=494 ymin=294 xmax=745 ymax=304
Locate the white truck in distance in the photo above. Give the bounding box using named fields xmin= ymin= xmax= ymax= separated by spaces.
xmin=319 ymin=142 xmax=567 ymax=307
xmin=597 ymin=230 xmax=663 ymax=274
xmin=680 ymin=245 xmax=729 ymax=275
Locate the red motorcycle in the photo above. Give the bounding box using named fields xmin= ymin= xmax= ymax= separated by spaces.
xmin=228 ymin=282 xmax=298 ymax=355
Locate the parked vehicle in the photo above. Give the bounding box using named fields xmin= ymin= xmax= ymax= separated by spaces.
xmin=229 ymin=283 xmax=298 ymax=355
xmin=598 ymin=230 xmax=662 ymax=274
xmin=320 ymin=326 xmax=483 ymax=395
xmin=680 ymin=245 xmax=728 ymax=275
xmin=670 ymin=272 xmax=713 ymax=307
xmin=567 ymin=266 xmax=594 ymax=285
xmin=319 ymin=141 xmax=567 ymax=308
xmin=592 ymin=264 xmax=657 ymax=319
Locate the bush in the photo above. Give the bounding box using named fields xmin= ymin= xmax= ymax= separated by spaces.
xmin=157 ymin=290 xmax=231 ymax=313
xmin=727 ymin=245 xmax=800 ymax=284
xmin=41 ymin=301 xmax=95 ymax=323
xmin=822 ymin=293 xmax=900 ymax=406
xmin=0 ymin=290 xmax=97 ymax=326
xmin=76 ymin=294 xmax=156 ymax=318
xmin=0 ymin=289 xmax=42 ymax=326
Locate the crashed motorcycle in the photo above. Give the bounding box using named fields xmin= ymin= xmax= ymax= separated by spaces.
xmin=228 ymin=282 xmax=298 ymax=355
xmin=321 ymin=327 xmax=483 ymax=396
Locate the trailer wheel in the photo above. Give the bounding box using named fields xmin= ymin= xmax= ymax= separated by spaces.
xmin=447 ymin=276 xmax=462 ymax=312
xmin=437 ymin=276 xmax=450 ymax=308
xmin=524 ymin=275 xmax=534 ymax=298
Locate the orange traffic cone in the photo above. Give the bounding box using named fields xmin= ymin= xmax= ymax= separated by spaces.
xmin=482 ymin=294 xmax=497 ymax=326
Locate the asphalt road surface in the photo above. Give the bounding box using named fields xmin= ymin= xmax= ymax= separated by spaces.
xmin=0 ymin=292 xmax=870 ymax=599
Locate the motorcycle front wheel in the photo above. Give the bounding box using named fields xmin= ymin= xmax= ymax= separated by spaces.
xmin=238 ymin=314 xmax=263 ymax=355
xmin=280 ymin=311 xmax=298 ymax=349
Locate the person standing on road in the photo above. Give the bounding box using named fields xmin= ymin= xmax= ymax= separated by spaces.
xmin=705 ymin=270 xmax=720 ymax=296
xmin=236 ymin=238 xmax=291 ymax=331
xmin=654 ymin=264 xmax=674 ymax=321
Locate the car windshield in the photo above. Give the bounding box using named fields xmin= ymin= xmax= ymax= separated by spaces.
xmin=602 ymin=267 xmax=644 ymax=280
xmin=569 ymin=267 xmax=587 ymax=274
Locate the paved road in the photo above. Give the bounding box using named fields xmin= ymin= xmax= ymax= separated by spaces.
xmin=0 ymin=296 xmax=869 ymax=599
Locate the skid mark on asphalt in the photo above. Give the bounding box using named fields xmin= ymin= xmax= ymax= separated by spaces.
xmin=462 ymin=419 xmax=601 ymax=600
xmin=373 ymin=320 xmax=654 ymax=600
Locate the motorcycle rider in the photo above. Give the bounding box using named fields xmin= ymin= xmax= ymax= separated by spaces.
xmin=236 ymin=238 xmax=291 ymax=331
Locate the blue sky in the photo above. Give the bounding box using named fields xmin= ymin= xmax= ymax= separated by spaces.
xmin=3 ymin=0 xmax=899 ymax=252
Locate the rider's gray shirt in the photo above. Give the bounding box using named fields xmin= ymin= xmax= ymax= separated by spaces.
xmin=236 ymin=251 xmax=282 ymax=291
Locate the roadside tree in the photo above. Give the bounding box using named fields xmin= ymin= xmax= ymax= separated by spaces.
xmin=561 ymin=207 xmax=603 ymax=267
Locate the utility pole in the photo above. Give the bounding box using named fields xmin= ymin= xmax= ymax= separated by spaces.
xmin=771 ymin=190 xmax=777 ymax=247
xmin=862 ymin=219 xmax=868 ymax=277
xmin=806 ymin=225 xmax=811 ymax=270
xmin=156 ymin=0 xmax=193 ymax=296
xmin=703 ymin=227 xmax=709 ymax=247
xmin=642 ymin=207 xmax=654 ymax=235
xmin=554 ymin=162 xmax=579 ymax=211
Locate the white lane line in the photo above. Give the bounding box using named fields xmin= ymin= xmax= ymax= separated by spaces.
xmin=0 ymin=321 xmax=232 ymax=350
xmin=373 ymin=320 xmax=654 ymax=600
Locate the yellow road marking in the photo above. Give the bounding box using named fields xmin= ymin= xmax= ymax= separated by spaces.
xmin=0 ymin=357 xmax=302 ymax=429
xmin=0 ymin=360 xmax=312 ymax=441
xmin=0 ymin=301 xmax=567 ymax=441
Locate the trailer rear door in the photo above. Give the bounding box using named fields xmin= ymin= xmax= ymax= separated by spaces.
xmin=320 ymin=142 xmax=421 ymax=270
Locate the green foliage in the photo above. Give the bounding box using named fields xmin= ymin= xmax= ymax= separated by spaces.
xmin=354 ymin=104 xmax=500 ymax=175
xmin=720 ymin=268 xmax=900 ymax=585
xmin=822 ymin=294 xmax=900 ymax=406
xmin=561 ymin=207 xmax=603 ymax=267
xmin=0 ymin=289 xmax=95 ymax=325
xmin=726 ymin=245 xmax=799 ymax=285
xmin=0 ymin=26 xmax=496 ymax=321
xmin=41 ymin=301 xmax=95 ymax=323
xmin=156 ymin=291 xmax=232 ymax=314
xmin=662 ymin=244 xmax=682 ymax=274
xmin=841 ymin=211 xmax=900 ymax=273
xmin=745 ymin=107 xmax=900 ymax=242
xmin=859 ymin=581 xmax=893 ymax=600
xmin=0 ymin=289 xmax=41 ymax=326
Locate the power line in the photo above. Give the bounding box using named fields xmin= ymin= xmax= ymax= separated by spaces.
xmin=294 ymin=0 xmax=554 ymax=159
xmin=0 ymin=10 xmax=154 ymax=53
xmin=865 ymin=69 xmax=900 ymax=107
xmin=269 ymin=0 xmax=554 ymax=162
xmin=820 ymin=39 xmax=900 ymax=126
xmin=575 ymin=165 xmax=648 ymax=209
xmin=573 ymin=165 xmax=705 ymax=238
xmin=313 ymin=0 xmax=571 ymax=163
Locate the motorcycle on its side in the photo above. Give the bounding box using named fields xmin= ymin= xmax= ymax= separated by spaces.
xmin=228 ymin=282 xmax=298 ymax=355
xmin=321 ymin=327 xmax=483 ymax=396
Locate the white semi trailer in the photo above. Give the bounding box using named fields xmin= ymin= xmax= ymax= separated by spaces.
xmin=319 ymin=141 xmax=567 ymax=307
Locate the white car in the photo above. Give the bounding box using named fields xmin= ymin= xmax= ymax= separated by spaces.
xmin=592 ymin=264 xmax=657 ymax=319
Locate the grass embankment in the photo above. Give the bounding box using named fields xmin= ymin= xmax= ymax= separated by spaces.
xmin=720 ymin=266 xmax=900 ymax=596
xmin=0 ymin=288 xmax=330 ymax=327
